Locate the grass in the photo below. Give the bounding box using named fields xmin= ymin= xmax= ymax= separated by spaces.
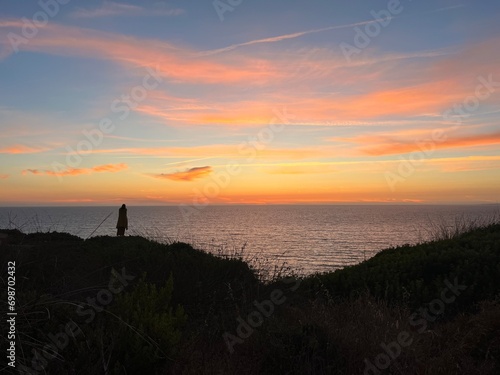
xmin=0 ymin=216 xmax=499 ymax=374
xmin=426 ymin=211 xmax=500 ymax=241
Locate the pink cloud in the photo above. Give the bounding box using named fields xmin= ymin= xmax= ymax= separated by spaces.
xmin=0 ymin=20 xmax=279 ymax=85
xmin=1 ymin=19 xmax=498 ymax=128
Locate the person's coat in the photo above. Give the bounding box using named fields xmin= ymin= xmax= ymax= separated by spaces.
xmin=116 ymin=207 xmax=128 ymax=229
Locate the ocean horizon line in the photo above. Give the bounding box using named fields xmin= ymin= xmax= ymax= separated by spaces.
xmin=1 ymin=202 xmax=499 ymax=208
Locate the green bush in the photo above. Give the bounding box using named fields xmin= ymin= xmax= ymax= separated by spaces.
xmin=104 ymin=273 xmax=187 ymax=373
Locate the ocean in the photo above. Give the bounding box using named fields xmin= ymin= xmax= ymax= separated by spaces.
xmin=1 ymin=204 xmax=498 ymax=275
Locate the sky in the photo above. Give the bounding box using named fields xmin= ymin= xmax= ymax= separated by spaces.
xmin=0 ymin=0 xmax=500 ymax=206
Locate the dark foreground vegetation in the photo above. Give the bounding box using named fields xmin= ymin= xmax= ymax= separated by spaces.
xmin=1 ymin=223 xmax=500 ymax=374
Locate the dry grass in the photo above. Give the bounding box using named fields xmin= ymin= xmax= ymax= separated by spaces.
xmin=175 ymin=294 xmax=500 ymax=374
xmin=426 ymin=211 xmax=500 ymax=241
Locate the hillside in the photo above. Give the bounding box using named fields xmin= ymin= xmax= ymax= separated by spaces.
xmin=1 ymin=224 xmax=499 ymax=374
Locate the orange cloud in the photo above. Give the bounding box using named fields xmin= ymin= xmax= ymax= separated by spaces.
xmin=133 ymin=77 xmax=481 ymax=126
xmin=22 ymin=163 xmax=127 ymax=177
xmin=356 ymin=132 xmax=500 ymax=156
xmin=154 ymin=166 xmax=213 ymax=181
xmin=91 ymin=164 xmax=128 ymax=173
xmin=0 ymin=174 xmax=9 ymax=179
xmin=0 ymin=145 xmax=49 ymax=154
xmin=407 ymin=155 xmax=500 ymax=173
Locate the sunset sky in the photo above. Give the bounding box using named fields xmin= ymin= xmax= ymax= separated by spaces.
xmin=1 ymin=0 xmax=500 ymax=205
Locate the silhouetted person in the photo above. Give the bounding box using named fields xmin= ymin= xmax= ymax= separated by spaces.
xmin=116 ymin=204 xmax=128 ymax=236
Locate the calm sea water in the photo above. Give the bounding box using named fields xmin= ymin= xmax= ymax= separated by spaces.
xmin=1 ymin=205 xmax=498 ymax=275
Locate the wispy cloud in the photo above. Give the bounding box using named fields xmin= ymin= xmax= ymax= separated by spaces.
xmin=435 ymin=157 xmax=500 ymax=173
xmin=0 ymin=20 xmax=277 ymax=84
xmin=353 ymin=132 xmax=500 ymax=156
xmin=198 ymin=5 xmax=464 ymax=57
xmin=77 ymin=144 xmax=334 ymax=160
xmin=70 ymin=1 xmax=184 ymax=18
xmin=1 ymin=19 xmax=496 ymax=128
xmin=431 ymin=4 xmax=467 ymax=13
xmin=22 ymin=163 xmax=128 ymax=177
xmin=265 ymin=165 xmax=338 ymax=175
xmin=153 ymin=166 xmax=213 ymax=181
xmin=0 ymin=174 xmax=9 ymax=179
xmin=0 ymin=145 xmax=50 ymax=154
xmin=198 ymin=20 xmax=381 ymax=56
